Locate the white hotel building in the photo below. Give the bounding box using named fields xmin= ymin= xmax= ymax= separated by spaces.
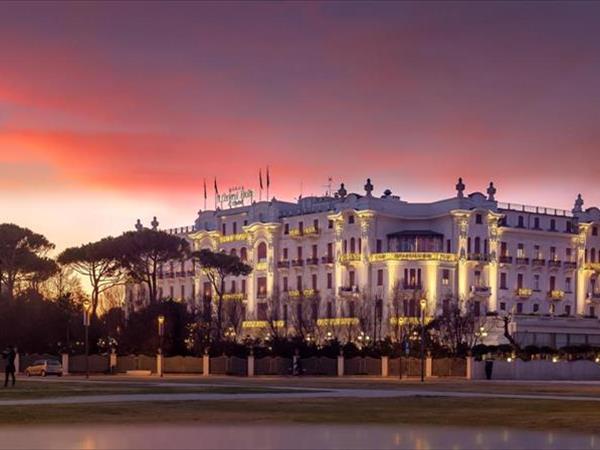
xmin=127 ymin=179 xmax=600 ymax=348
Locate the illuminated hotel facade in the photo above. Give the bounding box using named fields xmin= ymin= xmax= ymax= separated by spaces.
xmin=126 ymin=178 xmax=600 ymax=348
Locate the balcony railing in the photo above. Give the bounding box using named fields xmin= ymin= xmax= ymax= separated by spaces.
xmin=497 ymin=202 xmax=572 ymax=217
xmin=306 ymin=257 xmax=319 ymax=266
xmin=588 ymin=292 xmax=600 ymax=302
xmin=403 ymin=282 xmax=422 ymax=290
xmin=369 ymin=252 xmax=456 ymax=263
xmin=277 ymin=260 xmax=290 ymax=268
xmin=222 ymin=293 xmax=247 ymax=301
xmin=516 ymin=288 xmax=533 ymax=298
xmin=468 ymin=253 xmax=488 ymax=262
xmin=338 ymin=286 xmax=359 ymax=295
xmin=564 ymin=261 xmax=577 ymax=270
xmin=287 ymin=288 xmax=318 ymax=298
xmin=532 ymin=259 xmax=546 ymax=267
xmin=257 ymin=291 xmax=268 ymax=299
xmin=548 ymin=260 xmax=562 ymax=268
xmin=321 ymin=256 xmax=334 ymax=264
xmin=499 ymin=256 xmax=513 ymax=264
xmin=515 ymin=257 xmax=530 ymax=265
xmin=471 ymin=286 xmax=491 ymax=295
xmin=289 ymin=226 xmax=320 ymax=238
xmin=291 ymin=259 xmax=304 ymax=267
xmin=548 ymin=290 xmax=565 ymax=301
xmin=339 ymin=253 xmax=361 ymax=263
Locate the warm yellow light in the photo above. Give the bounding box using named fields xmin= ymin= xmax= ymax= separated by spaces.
xmin=158 ymin=315 xmax=165 ymax=325
xmin=420 ymin=299 xmax=427 ymax=308
xmin=82 ymin=300 xmax=91 ymax=311
xmin=552 ymin=356 xmax=559 ymax=363
xmin=369 ymin=252 xmax=456 ymax=263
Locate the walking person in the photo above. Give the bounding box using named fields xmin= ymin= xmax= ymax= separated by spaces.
xmin=2 ymin=345 xmax=16 ymax=387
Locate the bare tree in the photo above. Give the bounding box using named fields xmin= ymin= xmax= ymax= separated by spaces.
xmin=434 ymin=297 xmax=490 ymax=355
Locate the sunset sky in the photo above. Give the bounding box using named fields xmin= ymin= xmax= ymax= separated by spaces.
xmin=2 ymin=2 xmax=600 ymax=252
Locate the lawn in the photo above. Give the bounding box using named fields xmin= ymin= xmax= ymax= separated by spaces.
xmin=1 ymin=397 xmax=599 ymax=433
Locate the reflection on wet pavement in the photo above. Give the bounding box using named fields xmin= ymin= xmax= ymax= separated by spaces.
xmin=1 ymin=424 xmax=598 ymax=449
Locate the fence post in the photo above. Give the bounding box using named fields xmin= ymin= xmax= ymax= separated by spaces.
xmin=109 ymin=350 xmax=117 ymax=374
xmin=466 ymin=356 xmax=473 ymax=380
xmin=425 ymin=354 xmax=433 ymax=378
xmin=203 ymin=349 xmax=210 ymax=377
xmin=248 ymin=351 xmax=255 ymax=377
xmin=156 ymin=352 xmax=163 ymax=377
xmin=337 ymin=350 xmax=344 ymax=377
xmin=381 ymin=356 xmax=389 ymax=377
xmin=14 ymin=351 xmax=20 ymax=374
xmin=61 ymin=353 xmax=69 ymax=376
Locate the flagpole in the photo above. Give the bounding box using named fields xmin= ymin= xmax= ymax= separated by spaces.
xmin=266 ymin=166 xmax=270 ymax=201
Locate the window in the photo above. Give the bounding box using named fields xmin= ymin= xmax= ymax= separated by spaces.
xmin=474 ymin=237 xmax=481 ymax=254
xmin=327 ymin=243 xmax=333 ymax=258
xmin=517 ymin=273 xmax=523 ymax=289
xmin=343 ymin=240 xmax=348 ymax=254
xmin=534 ymin=274 xmax=540 ymax=291
xmin=348 ymin=215 xmax=355 ymax=224
xmin=447 ymin=239 xmax=451 ymax=253
xmin=283 ymin=304 xmax=288 ymax=322
xmin=484 ymin=239 xmax=488 ymax=255
xmin=549 ymin=276 xmax=556 ymax=291
xmin=566 ymin=221 xmax=572 ymax=233
xmin=203 ymin=282 xmax=212 ymax=300
xmin=312 ymin=244 xmax=318 ymax=259
xmin=284 ymin=224 xmax=289 ymax=235
xmin=257 ymin=277 xmax=267 ymax=298
xmin=517 ymin=243 xmax=525 ymax=258
xmin=550 ymin=246 xmax=557 ymax=261
xmin=282 ymin=277 xmax=288 ymax=292
xmin=232 ymin=222 xmax=237 ymax=234
xmin=296 ymin=275 xmax=302 ymax=291
xmin=565 ymin=277 xmax=572 ymax=292
xmin=590 ymin=306 xmax=596 ymax=318
xmin=297 ymin=246 xmax=303 ymax=259
xmin=311 ymin=274 xmax=318 ymax=291
xmin=377 ymin=269 xmax=384 ymax=286
xmin=296 ymin=303 xmax=303 ymax=322
xmin=243 ymin=219 xmax=248 ymax=226
xmin=350 ymin=238 xmax=356 ymax=253
xmin=474 ymin=301 xmax=481 ymax=317
xmin=348 ymin=301 xmax=355 ymax=317
xmin=474 ymin=270 xmax=482 ymax=287
xmin=349 ymin=270 xmax=356 ymax=287
xmin=476 ymin=214 xmax=483 ymax=224
xmin=533 ymin=304 xmax=539 ymax=313
xmin=516 ymin=303 xmax=523 ymax=314
xmin=222 ymin=223 xmax=226 ymax=235
xmin=313 ymin=219 xmax=319 ymax=231
xmin=593 ymin=226 xmax=598 ymax=236
xmin=500 ymin=241 xmax=508 ymax=257
xmin=169 ymin=286 xmax=174 ymax=299
xmin=518 ymin=216 xmax=524 ymax=228
xmin=299 ymin=221 xmax=304 ymax=234
xmin=358 ymin=238 xmax=362 ymax=254
xmin=592 ymin=248 xmax=597 ymax=263
xmin=442 ymin=269 xmax=450 ymax=286
xmin=327 ymin=302 xmax=333 ymax=319
xmin=230 ymin=280 xmax=236 ymax=293
xmin=328 ymin=220 xmax=334 ymax=229
xmin=565 ymin=305 xmax=571 ymax=316
xmin=230 ymin=248 xmax=237 ymax=257
xmin=257 ymin=242 xmax=267 ymax=261
xmin=550 ymin=219 xmax=556 ymax=231
xmin=467 ymin=237 xmax=472 ymax=254
xmin=566 ymin=247 xmax=572 ymax=261
xmin=257 ymin=303 xmax=267 ymax=321
xmin=241 ymin=279 xmax=246 ymax=294
xmin=534 ymin=217 xmax=540 ymax=229
xmin=240 ymin=247 xmax=247 ymax=261
xmin=327 ymin=273 xmax=333 ymax=289
xmin=376 ymin=239 xmax=383 ymax=253
xmin=312 ymin=303 xmax=318 ymax=321
xmin=534 ymin=245 xmax=541 ymax=259
xmin=283 ymin=248 xmax=288 ymax=260
xmin=500 ymin=302 xmax=506 ymax=311
xmin=500 ymin=273 xmax=507 ymax=290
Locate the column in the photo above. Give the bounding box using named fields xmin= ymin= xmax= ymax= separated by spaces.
xmin=61 ymin=353 xmax=69 ymax=376
xmin=454 ymin=213 xmax=470 ymax=302
xmin=576 ymin=224 xmax=589 ymax=315
xmin=487 ymin=214 xmax=501 ymax=312
xmin=381 ymin=356 xmax=389 ymax=377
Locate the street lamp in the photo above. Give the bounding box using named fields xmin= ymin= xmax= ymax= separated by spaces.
xmin=157 ymin=314 xmax=165 ymax=374
xmin=82 ymin=300 xmax=91 ymax=379
xmin=419 ymin=298 xmax=427 ymax=383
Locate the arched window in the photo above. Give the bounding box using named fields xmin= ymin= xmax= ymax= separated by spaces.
xmin=230 ymin=248 xmax=237 ymax=257
xmin=350 ymin=238 xmax=356 ymax=253
xmin=257 ymin=242 xmax=267 ymax=261
xmin=474 ymin=237 xmax=481 ymax=254
xmin=240 ymin=247 xmax=247 ymax=261
xmin=591 ymin=248 xmax=597 ymax=263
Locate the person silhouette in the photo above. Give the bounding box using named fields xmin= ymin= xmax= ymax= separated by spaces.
xmin=2 ymin=346 xmax=16 ymax=387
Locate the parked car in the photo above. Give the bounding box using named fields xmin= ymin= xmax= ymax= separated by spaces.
xmin=25 ymin=359 xmax=63 ymax=377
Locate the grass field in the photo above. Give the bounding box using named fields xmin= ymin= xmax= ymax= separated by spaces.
xmin=1 ymin=396 xmax=599 ymax=433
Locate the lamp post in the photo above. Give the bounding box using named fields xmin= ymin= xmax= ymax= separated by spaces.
xmin=82 ymin=300 xmax=91 ymax=380
xmin=419 ymin=298 xmax=426 ymax=383
xmin=158 ymin=315 xmax=165 ymax=378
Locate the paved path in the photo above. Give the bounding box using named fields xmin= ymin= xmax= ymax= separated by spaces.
xmin=3 ymin=386 xmax=600 ymax=406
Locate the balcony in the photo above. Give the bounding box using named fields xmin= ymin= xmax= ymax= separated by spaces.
xmin=277 ymin=260 xmax=290 ymax=269
xmin=548 ymin=260 xmax=562 ymax=269
xmin=222 ymin=293 xmax=247 ymax=301
xmin=564 ymin=261 xmax=577 ymax=270
xmin=548 ymin=290 xmax=565 ymax=301
xmin=338 ymin=286 xmax=359 ymax=296
xmin=321 ymin=256 xmax=335 ymax=264
xmin=402 ymin=282 xmax=422 ymax=290
xmin=588 ymin=292 xmax=600 ymax=302
xmin=287 ymin=288 xmax=318 ymax=299
xmin=471 ymin=285 xmax=491 ymax=296
xmin=291 ymin=259 xmax=304 ymax=267
xmin=516 ymin=288 xmax=533 ymax=299
xmin=532 ymin=259 xmax=546 ymax=267
xmin=289 ymin=226 xmax=320 ymax=238
xmin=187 ymin=270 xmax=196 ymax=277
xmin=468 ymin=253 xmax=488 ymax=262
xmin=339 ymin=253 xmax=361 ymax=264
xmin=257 ymin=291 xmax=268 ymax=299
xmin=515 ymin=257 xmax=530 ymax=266
xmin=369 ymin=252 xmax=456 ymax=263
xmin=499 ymin=255 xmax=513 ymax=264
xmin=306 ymin=257 xmax=319 ymax=266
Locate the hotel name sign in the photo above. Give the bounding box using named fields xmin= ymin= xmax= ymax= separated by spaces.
xmin=218 ymin=186 xmax=254 ymax=209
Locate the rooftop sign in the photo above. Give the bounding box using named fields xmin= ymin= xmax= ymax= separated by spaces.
xmin=218 ymin=186 xmax=254 ymax=209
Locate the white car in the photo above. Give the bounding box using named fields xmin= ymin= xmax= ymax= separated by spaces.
xmin=25 ymin=359 xmax=63 ymax=377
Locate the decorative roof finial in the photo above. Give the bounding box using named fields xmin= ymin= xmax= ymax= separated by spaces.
xmin=364 ymin=178 xmax=374 ymax=197
xmin=487 ymin=182 xmax=497 ymax=201
xmin=456 ymin=177 xmax=465 ymax=198
xmin=135 ymin=219 xmax=143 ymax=232
xmin=151 ymin=216 xmax=159 ymax=230
xmin=573 ymin=193 xmax=584 ymax=213
xmin=338 ymin=183 xmax=347 ymax=198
